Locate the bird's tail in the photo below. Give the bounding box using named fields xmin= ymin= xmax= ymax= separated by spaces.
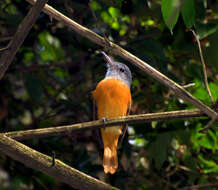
xmin=102 ymin=131 xmax=120 ymax=174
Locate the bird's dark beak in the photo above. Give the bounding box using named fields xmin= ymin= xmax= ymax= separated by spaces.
xmin=101 ymin=51 xmax=113 ymax=66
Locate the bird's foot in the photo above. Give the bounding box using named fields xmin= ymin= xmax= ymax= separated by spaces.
xmin=101 ymin=117 xmax=108 ymax=129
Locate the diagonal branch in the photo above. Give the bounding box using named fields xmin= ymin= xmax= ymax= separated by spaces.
xmin=0 ymin=0 xmax=48 ymax=80
xmin=25 ymin=0 xmax=217 ymax=120
xmin=0 ymin=134 xmax=119 ymax=190
xmin=3 ymin=109 xmax=210 ymax=141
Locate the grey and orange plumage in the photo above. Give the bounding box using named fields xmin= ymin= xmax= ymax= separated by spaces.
xmin=92 ymin=52 xmax=132 ymax=174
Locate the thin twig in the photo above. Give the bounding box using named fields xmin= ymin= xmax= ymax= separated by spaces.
xmin=191 ymin=30 xmax=214 ymax=104
xmin=3 ymin=109 xmax=210 ymax=141
xmin=0 ymin=135 xmax=119 ymax=190
xmin=200 ymin=116 xmax=217 ymax=133
xmin=182 ymin=83 xmax=195 ymax=88
xmin=25 ymin=0 xmax=218 ymax=119
xmin=0 ymin=42 xmax=11 ymax=52
xmin=0 ymin=0 xmax=48 ymax=79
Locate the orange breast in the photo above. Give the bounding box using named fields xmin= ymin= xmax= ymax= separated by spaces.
xmin=93 ymin=78 xmax=132 ymax=174
xmin=92 ymin=78 xmax=131 ymax=120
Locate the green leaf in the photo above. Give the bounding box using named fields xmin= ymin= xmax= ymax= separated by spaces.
xmin=108 ymin=7 xmax=120 ymax=19
xmin=191 ymin=123 xmax=218 ymax=153
xmin=38 ymin=32 xmax=64 ymax=62
xmin=12 ymin=176 xmax=30 ymax=190
xmin=148 ymin=133 xmax=172 ymax=169
xmin=181 ymin=0 xmax=195 ymax=28
xmin=132 ymin=79 xmax=139 ymax=87
xmin=101 ymin=11 xmax=113 ymax=25
xmin=161 ymin=0 xmax=181 ymax=32
xmin=89 ymin=1 xmax=101 ymax=11
xmin=38 ymin=118 xmax=53 ymax=128
xmin=4 ymin=14 xmax=23 ymax=26
xmin=209 ymin=82 xmax=218 ymax=100
xmin=25 ymin=74 xmax=43 ymax=104
xmin=111 ymin=21 xmax=120 ymax=30
xmin=36 ymin=173 xmax=55 ymax=187
xmin=195 ymin=22 xmax=218 ymax=39
xmin=192 ymin=79 xmax=211 ymax=105
xmin=198 ymin=154 xmax=218 ymax=174
xmin=197 ymin=133 xmax=216 ymax=151
xmin=23 ymin=52 xmax=34 ymax=62
xmin=190 ymin=123 xmax=204 ymax=152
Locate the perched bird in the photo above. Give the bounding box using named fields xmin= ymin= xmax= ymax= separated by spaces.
xmin=92 ymin=52 xmax=132 ymax=174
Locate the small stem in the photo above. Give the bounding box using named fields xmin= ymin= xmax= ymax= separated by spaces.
xmin=182 ymin=83 xmax=195 ymax=88
xmin=200 ymin=117 xmax=217 ymax=133
xmin=191 ymin=30 xmax=214 ymax=104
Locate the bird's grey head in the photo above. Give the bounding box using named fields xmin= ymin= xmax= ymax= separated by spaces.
xmin=102 ymin=52 xmax=132 ymax=88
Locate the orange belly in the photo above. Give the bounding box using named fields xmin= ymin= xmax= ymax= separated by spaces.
xmin=92 ymin=78 xmax=131 ymax=124
xmin=92 ymin=78 xmax=131 ymax=174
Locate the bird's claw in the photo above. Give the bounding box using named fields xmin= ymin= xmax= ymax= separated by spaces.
xmin=101 ymin=117 xmax=108 ymax=129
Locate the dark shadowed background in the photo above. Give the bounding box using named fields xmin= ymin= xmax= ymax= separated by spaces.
xmin=0 ymin=0 xmax=217 ymax=189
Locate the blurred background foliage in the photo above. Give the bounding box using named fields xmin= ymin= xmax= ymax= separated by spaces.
xmin=0 ymin=0 xmax=218 ymax=189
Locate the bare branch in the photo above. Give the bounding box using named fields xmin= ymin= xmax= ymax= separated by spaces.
xmin=25 ymin=0 xmax=218 ymax=119
xmin=0 ymin=0 xmax=48 ymax=80
xmin=0 ymin=135 xmax=119 ymax=190
xmin=3 ymin=109 xmax=209 ymax=141
xmin=191 ymin=30 xmax=214 ymax=103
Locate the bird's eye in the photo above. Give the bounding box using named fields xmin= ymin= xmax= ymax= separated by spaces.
xmin=119 ymin=68 xmax=125 ymax=72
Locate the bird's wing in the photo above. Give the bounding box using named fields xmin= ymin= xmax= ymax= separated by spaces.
xmin=118 ymin=97 xmax=132 ymax=149
xmin=92 ymin=95 xmax=104 ymax=149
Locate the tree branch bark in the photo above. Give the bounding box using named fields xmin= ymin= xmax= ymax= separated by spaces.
xmin=0 ymin=134 xmax=119 ymax=190
xmin=25 ymin=0 xmax=218 ymax=120
xmin=3 ymin=109 xmax=210 ymax=141
xmin=0 ymin=0 xmax=48 ymax=79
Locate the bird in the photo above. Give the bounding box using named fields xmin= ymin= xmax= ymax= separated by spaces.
xmin=92 ymin=52 xmax=132 ymax=174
